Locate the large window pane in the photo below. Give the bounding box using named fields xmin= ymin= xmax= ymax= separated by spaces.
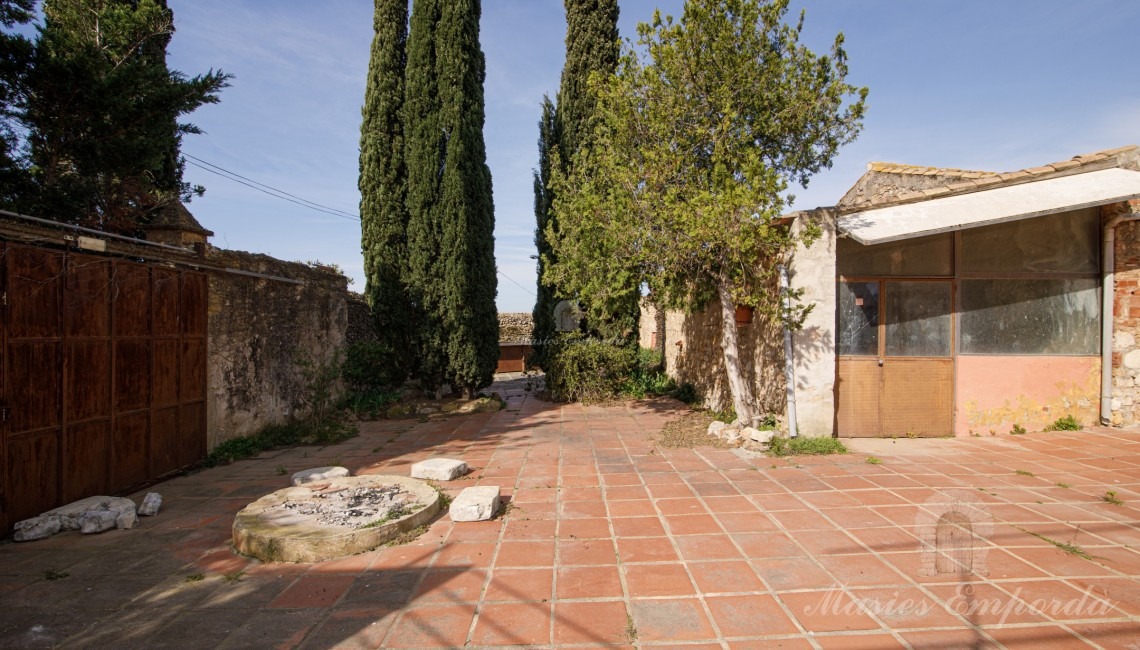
xmin=885 ymin=282 xmax=952 ymax=357
xmin=838 ymin=233 xmax=953 ymax=277
xmin=838 ymin=282 xmax=879 ymax=356
xmin=960 ymin=279 xmax=1099 ymax=355
xmin=959 ymin=208 xmax=1099 ymax=274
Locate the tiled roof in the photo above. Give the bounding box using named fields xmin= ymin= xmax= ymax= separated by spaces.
xmin=838 ymin=145 xmax=1139 ymax=213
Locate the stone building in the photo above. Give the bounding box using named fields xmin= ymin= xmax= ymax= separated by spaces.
xmin=646 ymin=145 xmax=1140 ymax=437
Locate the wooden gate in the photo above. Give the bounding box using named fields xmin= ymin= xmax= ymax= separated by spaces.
xmin=0 ymin=243 xmax=208 ymax=532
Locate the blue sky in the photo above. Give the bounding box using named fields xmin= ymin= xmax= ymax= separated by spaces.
xmin=165 ymin=0 xmax=1140 ymax=312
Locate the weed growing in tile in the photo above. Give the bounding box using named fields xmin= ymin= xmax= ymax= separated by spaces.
xmin=865 ymin=456 xmax=882 ymax=465
xmin=1010 ymin=424 xmax=1027 ymax=435
xmin=767 ymin=436 xmax=848 ymax=457
xmin=222 ymin=570 xmax=245 ymax=583
xmin=1044 ymin=415 xmax=1082 ymax=431
xmin=1014 ymin=470 xmax=1035 ymax=477
xmin=624 ymin=614 xmax=639 ymax=643
xmin=44 ymin=569 xmax=68 ymax=581
xmin=384 ymin=524 xmax=430 ymax=547
xmin=1017 ymin=527 xmax=1092 ymax=561
xmin=1056 ymin=482 xmax=1071 ymax=489
xmin=185 ymin=573 xmax=205 ymax=583
xmin=275 ymin=465 xmax=287 ymax=476
xmin=1103 ymin=491 xmax=1124 ymax=506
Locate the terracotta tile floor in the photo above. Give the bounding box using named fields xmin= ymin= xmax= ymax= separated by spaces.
xmin=1 ymin=377 xmax=1139 ymax=648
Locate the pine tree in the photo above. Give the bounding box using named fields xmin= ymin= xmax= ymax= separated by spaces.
xmin=405 ymin=0 xmax=498 ymax=395
xmin=20 ymin=0 xmax=228 ymax=231
xmin=529 ymin=96 xmax=558 ymax=370
xmin=359 ymin=0 xmax=411 ymax=371
xmin=436 ymin=0 xmax=498 ymax=395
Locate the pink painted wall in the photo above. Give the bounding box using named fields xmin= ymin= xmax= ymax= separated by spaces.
xmin=955 ymin=356 xmax=1100 ymax=436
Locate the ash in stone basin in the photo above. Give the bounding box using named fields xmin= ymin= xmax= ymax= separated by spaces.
xmin=233 ymin=475 xmax=441 ymax=563
xmin=273 ymin=484 xmax=417 ymax=529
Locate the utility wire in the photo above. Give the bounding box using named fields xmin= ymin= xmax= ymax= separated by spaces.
xmin=498 ymin=269 xmax=536 ymax=296
xmin=184 ymin=156 xmax=361 ymax=221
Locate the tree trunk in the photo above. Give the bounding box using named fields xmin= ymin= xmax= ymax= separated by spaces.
xmin=718 ymin=281 xmax=755 ymax=425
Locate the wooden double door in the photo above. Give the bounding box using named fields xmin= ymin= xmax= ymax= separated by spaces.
xmin=0 ymin=243 xmax=209 ymax=532
xmin=836 ymin=279 xmax=954 ymax=437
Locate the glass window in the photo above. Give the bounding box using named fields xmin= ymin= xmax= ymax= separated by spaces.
xmin=959 ymin=279 xmax=1100 ymax=355
xmin=959 ymin=208 xmax=1099 ymax=274
xmin=838 ymin=282 xmax=879 ymax=356
xmin=885 ymin=282 xmax=952 ymax=357
xmin=838 ymin=233 xmax=953 ymax=277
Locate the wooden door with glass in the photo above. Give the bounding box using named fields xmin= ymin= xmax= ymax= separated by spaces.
xmin=836 ymin=279 xmax=954 ymax=437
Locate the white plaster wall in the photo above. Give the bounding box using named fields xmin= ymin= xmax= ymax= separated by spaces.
xmin=789 ymin=210 xmax=837 ymax=436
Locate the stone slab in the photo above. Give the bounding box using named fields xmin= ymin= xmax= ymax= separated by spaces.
xmin=450 ymin=486 xmax=500 ymax=522
xmin=138 ymin=493 xmax=163 ymax=517
xmin=292 ymin=466 xmax=350 ymax=486
xmin=411 ymin=458 xmax=468 ymax=481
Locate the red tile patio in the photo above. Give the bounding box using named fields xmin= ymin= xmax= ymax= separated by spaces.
xmin=1 ymin=378 xmax=1139 ymax=648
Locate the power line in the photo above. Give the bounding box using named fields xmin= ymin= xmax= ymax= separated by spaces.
xmin=183 ymin=156 xmax=361 ymax=221
xmin=498 ymin=269 xmax=536 ymax=297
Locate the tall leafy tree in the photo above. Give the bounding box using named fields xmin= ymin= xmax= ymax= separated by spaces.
xmin=359 ymin=0 xmax=412 ymax=372
xmin=405 ymin=0 xmax=498 ymax=395
xmin=20 ymin=0 xmax=228 ymax=232
xmin=548 ymin=0 xmax=867 ymax=423
xmin=533 ymin=0 xmax=623 ymax=367
xmin=0 ymin=1 xmax=35 ymax=208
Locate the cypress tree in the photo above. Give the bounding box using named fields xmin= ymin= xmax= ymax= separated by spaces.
xmin=404 ymin=0 xmax=447 ymax=392
xmin=534 ymin=0 xmax=634 ymax=358
xmin=359 ymin=0 xmax=411 ymax=370
xmin=437 ymin=0 xmax=498 ymax=395
xmin=529 ymin=96 xmax=558 ymax=370
xmin=405 ymin=0 xmax=498 ymax=395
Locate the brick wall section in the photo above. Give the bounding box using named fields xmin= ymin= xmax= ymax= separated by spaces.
xmin=1109 ymin=199 xmax=1140 ymax=425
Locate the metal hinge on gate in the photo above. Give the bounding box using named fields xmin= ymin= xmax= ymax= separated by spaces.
xmin=1 ymin=291 xmax=5 ymax=307
xmin=0 ymin=405 xmax=9 ymax=424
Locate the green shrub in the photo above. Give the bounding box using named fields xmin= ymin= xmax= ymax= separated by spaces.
xmin=1010 ymin=423 xmax=1027 ymax=435
xmin=342 ymin=341 xmax=401 ymax=393
xmin=1044 ymin=415 xmax=1081 ymax=431
xmin=672 ymin=382 xmax=699 ymax=404
xmin=768 ymin=436 xmax=848 ymax=457
xmin=546 ymin=334 xmax=637 ymax=403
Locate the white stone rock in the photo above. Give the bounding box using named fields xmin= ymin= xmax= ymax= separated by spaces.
xmin=292 ymin=466 xmax=350 ymax=486
xmin=450 ymin=486 xmax=500 ymax=522
xmin=721 ymin=427 xmax=744 ymax=443
xmin=1124 ymin=349 xmax=1140 ymax=370
xmin=707 ymin=421 xmax=727 ymax=437
xmin=13 ymin=515 xmax=61 ymax=542
xmin=1115 ymin=331 xmax=1136 ymax=351
xmin=748 ymin=428 xmax=777 ymax=445
xmin=138 ymin=493 xmax=162 ymax=516
xmin=1112 ymin=397 xmax=1123 ymax=411
xmin=411 ymin=458 xmax=468 ymax=481
xmin=79 ymin=511 xmax=117 ymax=534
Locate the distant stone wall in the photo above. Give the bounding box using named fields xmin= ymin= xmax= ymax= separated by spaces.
xmin=1109 ymin=200 xmax=1140 ymax=426
xmin=345 ymin=292 xmax=379 ymax=346
xmin=206 ymin=248 xmax=349 ymax=448
xmin=499 ymin=312 xmax=532 ymax=344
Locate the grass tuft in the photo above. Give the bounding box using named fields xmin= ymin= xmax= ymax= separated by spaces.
xmin=865 ymin=456 xmax=882 ymax=465
xmin=767 ymin=436 xmax=848 ymax=457
xmin=1103 ymin=491 xmax=1124 ymax=506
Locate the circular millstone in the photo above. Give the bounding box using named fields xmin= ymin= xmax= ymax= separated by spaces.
xmin=232 ymin=475 xmax=440 ymax=563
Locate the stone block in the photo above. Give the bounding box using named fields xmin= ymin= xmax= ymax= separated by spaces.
xmin=1125 ymin=349 xmax=1140 ymax=370
xmin=748 ymin=428 xmax=777 ymax=445
xmin=292 ymin=466 xmax=350 ymax=486
xmin=411 ymin=458 xmax=468 ymax=481
xmin=13 ymin=515 xmax=61 ymax=542
xmin=79 ymin=511 xmax=117 ymax=534
xmin=707 ymin=421 xmax=727 ymax=437
xmin=138 ymin=493 xmax=163 ymax=516
xmin=450 ymin=486 xmax=500 ymax=522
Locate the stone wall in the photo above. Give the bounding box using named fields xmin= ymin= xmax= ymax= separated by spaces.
xmin=498 ymin=312 xmax=532 ymax=344
xmin=662 ymin=300 xmax=786 ymax=419
xmin=205 ymin=248 xmax=349 ymax=448
xmin=345 ymin=292 xmax=379 ymax=346
xmin=788 ymin=211 xmax=837 ymax=437
xmin=1108 ymin=199 xmax=1140 ymax=425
